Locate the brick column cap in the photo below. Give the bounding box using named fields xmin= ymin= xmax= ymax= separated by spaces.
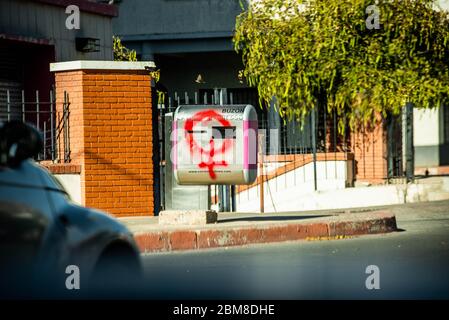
xmin=50 ymin=60 xmax=156 ymax=72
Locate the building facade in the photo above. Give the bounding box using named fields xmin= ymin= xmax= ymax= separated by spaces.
xmin=0 ymin=0 xmax=116 ymax=122
xmin=113 ymin=0 xmax=246 ymax=97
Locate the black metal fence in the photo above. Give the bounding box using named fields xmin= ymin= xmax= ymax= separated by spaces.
xmin=158 ymin=88 xmax=415 ymax=184
xmin=156 ymin=88 xmax=356 ymax=211
xmin=386 ymin=104 xmax=414 ymax=181
xmin=0 ymin=89 xmax=70 ymax=162
xmin=1 ymin=86 xmax=413 ymax=183
xmin=159 ymin=89 xmax=348 ymax=158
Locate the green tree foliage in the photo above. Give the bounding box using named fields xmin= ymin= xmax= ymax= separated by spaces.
xmin=234 ymin=0 xmax=449 ymax=131
xmin=113 ymin=35 xmax=137 ymax=61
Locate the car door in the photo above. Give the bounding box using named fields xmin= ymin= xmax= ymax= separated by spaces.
xmin=0 ymin=159 xmax=57 ymax=295
xmin=34 ymin=165 xmax=105 ymax=276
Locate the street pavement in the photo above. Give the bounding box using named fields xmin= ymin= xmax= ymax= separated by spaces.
xmin=136 ymin=200 xmax=449 ymax=299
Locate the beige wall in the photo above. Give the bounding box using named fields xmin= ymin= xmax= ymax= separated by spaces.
xmin=414 ymin=108 xmax=443 ymax=147
xmin=0 ymin=0 xmax=113 ymax=61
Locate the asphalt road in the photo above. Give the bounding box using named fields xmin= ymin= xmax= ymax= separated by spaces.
xmin=138 ymin=200 xmax=449 ymax=299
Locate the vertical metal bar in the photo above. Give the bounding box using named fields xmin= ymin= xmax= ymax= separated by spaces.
xmin=311 ymin=108 xmax=317 ymax=191
xmin=163 ymin=113 xmax=173 ymax=210
xmin=159 ymin=90 xmax=165 ymax=211
xmin=174 ymin=92 xmax=179 ymax=110
xmin=401 ymin=109 xmax=406 ymax=176
xmin=258 ymin=133 xmax=265 ymax=213
xmin=324 ymin=106 xmax=328 ymax=179
xmin=294 ymin=118 xmax=297 ymax=186
xmin=194 ymin=92 xmax=198 ymax=105
xmin=215 ymin=185 xmax=218 ymax=210
xmin=36 ymin=90 xmax=40 ymax=130
xmin=218 ymin=185 xmax=228 ymax=212
xmin=214 ymin=88 xmax=219 ymax=105
xmin=219 ymin=88 xmax=228 ymax=105
xmin=219 ymin=88 xmax=230 ymax=211
xmin=43 ymin=121 xmax=47 ymax=160
xmin=185 ymin=92 xmax=189 ymax=105
xmin=333 ymin=109 xmax=337 ymax=179
xmin=64 ymin=91 xmax=70 ymax=163
xmin=6 ymin=90 xmax=10 ymax=122
xmin=63 ymin=91 xmax=67 ymax=162
xmin=50 ymin=90 xmax=55 ymax=161
xmin=230 ymin=185 xmax=236 ymax=212
xmin=283 ymin=121 xmax=287 ymax=188
xmin=61 ymin=91 xmax=65 ymax=162
xmin=221 ymin=88 xmax=228 ymax=104
xmin=405 ymin=103 xmax=414 ymax=181
xmin=230 ymin=92 xmax=234 ymax=105
xmin=22 ymin=90 xmax=25 ymax=122
xmin=67 ymin=92 xmax=70 ymax=162
xmin=287 ymin=120 xmax=291 ymax=156
xmin=237 ymin=183 xmax=240 ymax=208
xmin=262 ymin=113 xmax=274 ymax=192
xmin=55 ymin=111 xmax=59 ymax=163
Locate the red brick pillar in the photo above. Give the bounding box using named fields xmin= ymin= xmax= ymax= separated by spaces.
xmin=351 ymin=118 xmax=388 ymax=184
xmin=51 ymin=61 xmax=155 ymax=216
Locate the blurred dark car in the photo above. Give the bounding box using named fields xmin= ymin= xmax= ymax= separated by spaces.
xmin=0 ymin=121 xmax=141 ymax=298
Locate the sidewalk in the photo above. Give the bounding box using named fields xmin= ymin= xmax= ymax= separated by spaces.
xmin=120 ymin=209 xmax=397 ymax=253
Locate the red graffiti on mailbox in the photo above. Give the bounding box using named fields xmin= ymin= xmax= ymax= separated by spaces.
xmin=184 ymin=109 xmax=233 ymax=179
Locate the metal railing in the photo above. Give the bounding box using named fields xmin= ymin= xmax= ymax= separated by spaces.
xmin=0 ymin=89 xmax=70 ymax=162
xmin=158 ymin=89 xmax=413 ymax=202
xmin=157 ymin=89 xmax=353 ymax=210
xmin=161 ymin=89 xmax=349 ymax=156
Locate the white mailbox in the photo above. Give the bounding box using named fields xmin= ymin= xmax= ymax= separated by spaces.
xmin=173 ymin=105 xmax=258 ymax=185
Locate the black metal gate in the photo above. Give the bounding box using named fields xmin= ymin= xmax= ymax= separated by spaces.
xmin=386 ymin=104 xmax=414 ymax=182
xmin=0 ymin=88 xmax=71 ymax=163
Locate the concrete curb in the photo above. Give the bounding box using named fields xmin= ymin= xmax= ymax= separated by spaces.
xmin=134 ymin=211 xmax=397 ymax=253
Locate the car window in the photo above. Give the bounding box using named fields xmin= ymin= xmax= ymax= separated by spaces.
xmin=35 ymin=164 xmax=69 ymax=195
xmin=48 ymin=173 xmax=68 ymax=194
xmin=0 ymin=184 xmax=53 ymax=221
xmin=32 ymin=165 xmax=76 ymax=217
xmin=0 ymin=160 xmax=45 ymax=188
xmin=0 ymin=161 xmax=53 ymax=221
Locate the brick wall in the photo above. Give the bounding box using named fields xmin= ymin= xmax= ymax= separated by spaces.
xmin=351 ymin=119 xmax=388 ymax=184
xmin=323 ymin=113 xmax=388 ymax=184
xmin=53 ymin=68 xmax=154 ymax=217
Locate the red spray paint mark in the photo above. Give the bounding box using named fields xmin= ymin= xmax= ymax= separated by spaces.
xmin=184 ymin=109 xmax=233 ymax=179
